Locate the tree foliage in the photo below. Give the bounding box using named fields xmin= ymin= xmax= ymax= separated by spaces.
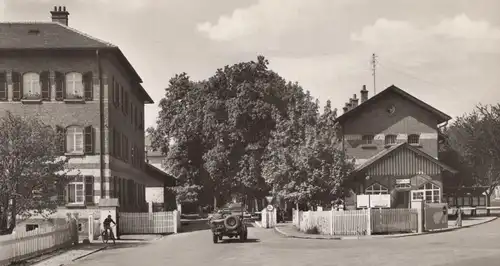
xmin=149 ymin=56 xmax=353 ymax=207
xmin=0 ymin=112 xmax=70 ymax=235
xmin=444 ymin=104 xmax=500 ymax=195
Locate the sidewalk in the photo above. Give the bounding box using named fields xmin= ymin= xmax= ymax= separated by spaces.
xmin=274 ymin=216 xmax=498 ymax=240
xmin=28 ymin=235 xmax=165 ymax=266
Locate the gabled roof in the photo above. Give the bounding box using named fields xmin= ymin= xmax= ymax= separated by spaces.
xmin=336 ymin=85 xmax=452 ymax=125
xmin=354 ymin=142 xmax=458 ymax=174
xmin=0 ymin=22 xmax=153 ymax=104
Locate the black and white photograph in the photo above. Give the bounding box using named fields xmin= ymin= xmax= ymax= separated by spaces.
xmin=1 ymin=1 xmax=500 ymax=265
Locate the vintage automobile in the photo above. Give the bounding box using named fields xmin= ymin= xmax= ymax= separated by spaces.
xmin=208 ymin=203 xmax=249 ymax=243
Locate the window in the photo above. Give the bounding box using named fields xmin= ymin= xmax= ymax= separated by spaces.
xmin=0 ymin=72 xmax=7 ymax=101
xmin=68 ymin=176 xmax=84 ymax=204
xmin=65 ymin=72 xmax=83 ymax=99
xmin=66 ymin=126 xmax=84 ymax=153
xmin=418 ymin=182 xmax=441 ymax=203
xmin=408 ymin=134 xmax=420 ymax=145
xmin=365 ymin=183 xmax=388 ymax=195
xmin=23 ymin=72 xmax=40 ymax=98
xmin=394 ymin=183 xmax=411 ymax=189
xmin=362 ymin=135 xmax=374 ymax=145
xmin=26 ymin=224 xmax=39 ymax=232
xmin=385 ymin=134 xmax=397 ymax=145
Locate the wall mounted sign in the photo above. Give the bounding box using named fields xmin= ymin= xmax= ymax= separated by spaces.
xmin=396 ymin=179 xmax=410 ymax=185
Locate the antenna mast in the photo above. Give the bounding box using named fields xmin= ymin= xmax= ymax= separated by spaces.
xmin=371 ymin=53 xmax=378 ymax=94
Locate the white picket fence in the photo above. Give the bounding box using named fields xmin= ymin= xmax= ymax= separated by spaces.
xmin=292 ymin=208 xmax=419 ymax=236
xmin=0 ymin=223 xmax=75 ymax=266
xmin=294 ymin=209 xmax=370 ymax=236
xmin=119 ymin=211 xmax=179 ymax=234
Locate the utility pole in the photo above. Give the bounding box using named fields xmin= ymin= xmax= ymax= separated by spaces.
xmin=371 ymin=53 xmax=378 ymax=94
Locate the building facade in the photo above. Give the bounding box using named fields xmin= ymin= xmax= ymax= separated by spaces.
xmin=337 ymin=85 xmax=457 ymax=209
xmin=0 ymin=7 xmax=171 ymax=229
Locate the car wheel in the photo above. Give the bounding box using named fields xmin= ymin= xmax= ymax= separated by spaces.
xmin=213 ymin=234 xmax=218 ymax=244
xmin=218 ymin=235 xmax=222 ymax=241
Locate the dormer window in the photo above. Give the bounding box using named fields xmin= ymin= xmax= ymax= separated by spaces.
xmin=408 ymin=134 xmax=420 ymax=145
xmin=385 ymin=134 xmax=397 ymax=145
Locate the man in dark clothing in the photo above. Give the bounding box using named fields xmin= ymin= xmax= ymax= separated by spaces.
xmin=103 ymin=215 xmax=116 ymax=242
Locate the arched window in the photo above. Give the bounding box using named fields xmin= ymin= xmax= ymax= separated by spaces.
xmin=66 ymin=126 xmax=84 ymax=153
xmin=365 ymin=183 xmax=388 ymax=195
xmin=408 ymin=134 xmax=420 ymax=145
xmin=385 ymin=134 xmax=397 ymax=145
xmin=23 ymin=72 xmax=40 ymax=98
xmin=418 ymin=183 xmax=441 ymax=203
xmin=66 ymin=72 xmax=83 ymax=99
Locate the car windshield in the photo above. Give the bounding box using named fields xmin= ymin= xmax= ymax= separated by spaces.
xmin=222 ymin=203 xmax=245 ymax=213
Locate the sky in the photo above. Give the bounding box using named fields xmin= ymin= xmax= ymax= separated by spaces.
xmin=2 ymin=0 xmax=500 ymax=129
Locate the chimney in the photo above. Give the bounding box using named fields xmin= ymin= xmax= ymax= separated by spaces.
xmin=343 ymin=102 xmax=349 ymax=113
xmin=346 ymin=102 xmax=352 ymax=111
xmin=351 ymin=94 xmax=359 ymax=108
xmin=360 ymin=85 xmax=369 ymax=103
xmin=50 ymin=6 xmax=70 ymax=26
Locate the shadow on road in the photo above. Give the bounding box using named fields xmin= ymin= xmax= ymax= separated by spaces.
xmin=217 ymin=238 xmax=260 ymax=244
xmin=103 ymin=242 xmax=150 ymax=250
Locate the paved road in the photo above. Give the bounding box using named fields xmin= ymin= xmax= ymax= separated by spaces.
xmin=70 ymin=220 xmax=500 ymax=266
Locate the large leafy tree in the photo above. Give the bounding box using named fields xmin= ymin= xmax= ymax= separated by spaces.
xmin=0 ymin=112 xmax=70 ymax=235
xmin=149 ymin=56 xmax=291 ymax=207
xmin=262 ymin=94 xmax=354 ymax=208
xmin=444 ymin=104 xmax=500 ymax=213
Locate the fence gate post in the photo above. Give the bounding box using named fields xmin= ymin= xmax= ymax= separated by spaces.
xmin=330 ymin=208 xmax=334 ymax=235
xmin=88 ymin=214 xmax=94 ymax=243
xmin=366 ymin=208 xmax=371 ymax=236
xmin=411 ymin=199 xmax=424 ymax=233
xmin=173 ymin=210 xmax=178 ymax=233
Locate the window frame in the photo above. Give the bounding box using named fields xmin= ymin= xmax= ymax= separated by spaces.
xmin=362 ymin=135 xmax=375 ymax=145
xmin=365 ymin=183 xmax=389 ymax=195
xmin=65 ymin=72 xmax=84 ymax=99
xmin=417 ymin=182 xmax=441 ymax=203
xmin=408 ymin=134 xmax=420 ymax=145
xmin=384 ymin=134 xmax=397 ymax=146
xmin=22 ymin=72 xmax=41 ymax=98
xmin=67 ymin=176 xmax=85 ymax=204
xmin=66 ymin=126 xmax=85 ymax=154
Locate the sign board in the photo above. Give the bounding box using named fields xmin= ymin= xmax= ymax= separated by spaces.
xmin=356 ymin=194 xmax=391 ymax=208
xmin=396 ymin=179 xmax=410 ymax=185
xmin=265 ymin=196 xmax=273 ymax=203
xmin=266 ymin=205 xmax=274 ymax=211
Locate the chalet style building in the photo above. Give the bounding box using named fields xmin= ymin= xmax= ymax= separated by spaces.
xmin=0 ymin=6 xmax=173 ymax=226
xmin=338 ymin=85 xmax=458 ymax=209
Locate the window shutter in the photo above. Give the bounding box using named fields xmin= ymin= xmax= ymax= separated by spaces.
xmin=40 ymin=71 xmax=50 ymax=101
xmin=84 ymin=176 xmax=94 ymax=205
xmin=55 ymin=71 xmax=64 ymax=101
xmin=84 ymin=126 xmax=94 ymax=154
xmin=12 ymin=72 xmax=22 ymax=101
xmin=120 ymin=85 xmax=124 ymax=113
xmin=56 ymin=126 xmax=66 ymax=154
xmin=0 ymin=72 xmax=6 ymax=100
xmin=83 ymin=72 xmax=93 ymax=101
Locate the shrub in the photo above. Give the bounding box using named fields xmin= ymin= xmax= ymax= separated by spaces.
xmin=305 ymin=226 xmax=320 ymax=235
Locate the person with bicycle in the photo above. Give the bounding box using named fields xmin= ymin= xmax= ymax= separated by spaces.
xmin=103 ymin=215 xmax=116 ymax=243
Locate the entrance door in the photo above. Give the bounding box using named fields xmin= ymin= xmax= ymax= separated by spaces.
xmin=394 ymin=191 xmax=410 ymax=208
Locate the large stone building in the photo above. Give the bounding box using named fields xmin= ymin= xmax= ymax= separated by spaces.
xmin=337 ymin=85 xmax=458 ymax=209
xmin=0 ymin=7 xmax=173 ymax=231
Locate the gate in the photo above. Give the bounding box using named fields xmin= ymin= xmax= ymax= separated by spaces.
xmin=119 ymin=211 xmax=179 ymax=234
xmin=424 ymin=203 xmax=448 ymax=231
xmin=371 ymin=208 xmax=418 ymax=234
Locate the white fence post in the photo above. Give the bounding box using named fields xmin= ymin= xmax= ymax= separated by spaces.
xmin=366 ymin=208 xmax=371 ymax=236
xmin=173 ymin=210 xmax=178 ymax=233
xmin=88 ymin=215 xmax=93 ymax=243
xmin=330 ymin=208 xmax=334 ymax=235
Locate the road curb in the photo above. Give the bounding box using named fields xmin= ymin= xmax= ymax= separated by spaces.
xmin=274 ymin=216 xmax=498 ymax=240
xmin=71 ymin=246 xmax=108 ymax=262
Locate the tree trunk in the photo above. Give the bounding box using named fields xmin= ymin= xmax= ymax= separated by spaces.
xmin=213 ymin=195 xmax=217 ymax=210
xmin=486 ymin=192 xmax=491 ymax=216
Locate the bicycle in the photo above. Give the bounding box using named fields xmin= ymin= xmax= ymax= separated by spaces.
xmin=101 ymin=224 xmax=116 ymax=244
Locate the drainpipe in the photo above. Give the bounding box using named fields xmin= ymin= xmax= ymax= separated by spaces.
xmin=96 ymin=49 xmax=105 ymax=199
